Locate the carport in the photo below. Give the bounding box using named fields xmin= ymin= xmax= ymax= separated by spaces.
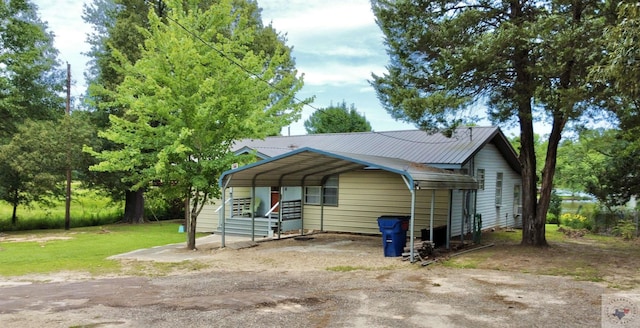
xmin=219 ymin=147 xmax=478 ymax=262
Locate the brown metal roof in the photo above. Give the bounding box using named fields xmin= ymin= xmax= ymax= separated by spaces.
xmin=220 ymin=148 xmax=478 ymax=190
xmin=233 ymin=126 xmax=520 ymax=173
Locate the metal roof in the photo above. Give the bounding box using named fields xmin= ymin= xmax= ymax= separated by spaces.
xmin=232 ymin=126 xmax=520 ymax=173
xmin=220 ymin=147 xmax=478 ymax=190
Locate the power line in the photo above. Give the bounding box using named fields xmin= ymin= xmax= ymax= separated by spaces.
xmin=162 ymin=4 xmax=465 ymax=145
xmin=163 ymin=14 xmax=322 ymax=113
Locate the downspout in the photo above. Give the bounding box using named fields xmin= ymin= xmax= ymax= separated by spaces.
xmin=401 ymin=175 xmax=416 ymax=263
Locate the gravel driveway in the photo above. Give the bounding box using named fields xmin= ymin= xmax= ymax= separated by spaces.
xmin=0 ymin=233 xmax=621 ymax=327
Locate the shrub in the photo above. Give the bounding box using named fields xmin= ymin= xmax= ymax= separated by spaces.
xmin=546 ymin=213 xmax=559 ymax=224
xmin=560 ymin=213 xmax=593 ymax=231
xmin=612 ymin=220 xmax=637 ymax=240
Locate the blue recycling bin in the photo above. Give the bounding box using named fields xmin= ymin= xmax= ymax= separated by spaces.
xmin=377 ymin=216 xmax=410 ymax=257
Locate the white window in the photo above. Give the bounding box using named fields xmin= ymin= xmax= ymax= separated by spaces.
xmin=323 ymin=175 xmax=339 ymax=206
xmin=304 ymin=175 xmax=339 ymax=206
xmin=477 ymin=169 xmax=485 ymax=190
xmin=495 ymin=172 xmax=503 ymax=206
xmin=304 ymin=186 xmax=321 ymax=205
xmin=513 ymin=184 xmax=522 ymax=215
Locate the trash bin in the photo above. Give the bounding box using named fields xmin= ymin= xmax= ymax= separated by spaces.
xmin=377 ymin=215 xmax=410 ymax=257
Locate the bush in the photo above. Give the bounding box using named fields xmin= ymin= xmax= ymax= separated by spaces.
xmin=560 ymin=213 xmax=593 ymax=231
xmin=612 ymin=220 xmax=637 ymax=240
xmin=546 ymin=213 xmax=559 ymax=225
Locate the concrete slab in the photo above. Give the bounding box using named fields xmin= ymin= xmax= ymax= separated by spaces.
xmin=108 ymin=233 xmax=268 ymax=263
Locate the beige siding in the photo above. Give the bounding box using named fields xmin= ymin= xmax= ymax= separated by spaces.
xmin=197 ymin=204 xmax=219 ymax=233
xmin=302 ymin=170 xmax=449 ymax=235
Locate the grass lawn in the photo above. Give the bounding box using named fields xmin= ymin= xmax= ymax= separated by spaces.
xmin=0 ymin=222 xmax=193 ymax=277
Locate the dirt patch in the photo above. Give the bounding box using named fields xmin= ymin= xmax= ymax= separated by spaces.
xmin=0 ymin=232 xmax=638 ymax=327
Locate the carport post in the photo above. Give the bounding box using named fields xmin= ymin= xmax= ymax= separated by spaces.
xmin=278 ymin=186 xmax=283 ymax=239
xmin=250 ymin=186 xmax=255 ymax=242
xmin=221 ymin=186 xmax=226 ymax=248
xmin=401 ymin=176 xmax=416 ymax=262
xmin=430 ymin=189 xmax=435 ymax=243
xmin=409 ymin=186 xmax=416 ymax=262
xmin=221 ymin=177 xmax=231 ymax=248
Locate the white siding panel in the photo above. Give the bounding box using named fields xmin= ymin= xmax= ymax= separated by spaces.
xmin=473 ymin=143 xmax=521 ymax=230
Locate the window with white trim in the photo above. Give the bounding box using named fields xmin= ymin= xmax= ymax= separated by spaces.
xmin=477 ymin=169 xmax=485 ymax=190
xmin=304 ymin=175 xmax=339 ymax=206
xmin=513 ymin=184 xmax=522 ymax=215
xmin=495 ymin=172 xmax=503 ymax=206
xmin=304 ymin=186 xmax=321 ymax=205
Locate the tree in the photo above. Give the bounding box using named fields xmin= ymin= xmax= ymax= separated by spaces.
xmin=304 ymin=101 xmax=372 ymax=134
xmin=0 ymin=115 xmax=96 ymax=224
xmin=83 ymin=0 xmax=298 ymax=223
xmin=87 ymin=0 xmax=305 ymax=249
xmin=371 ymin=0 xmax=620 ymax=246
xmin=0 ymin=0 xmax=65 ymax=142
xmin=83 ymin=0 xmax=169 ymax=224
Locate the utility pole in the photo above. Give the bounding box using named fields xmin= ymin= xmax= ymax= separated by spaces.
xmin=64 ymin=63 xmax=71 ymax=230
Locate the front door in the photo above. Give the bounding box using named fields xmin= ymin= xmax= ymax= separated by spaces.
xmin=270 ymin=187 xmax=280 ymax=214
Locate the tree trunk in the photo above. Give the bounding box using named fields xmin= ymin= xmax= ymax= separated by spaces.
xmin=510 ymin=0 xmax=546 ymax=246
xmin=519 ymin=112 xmax=546 ymax=246
xmin=11 ymin=203 xmax=17 ymax=225
xmin=123 ymin=189 xmax=145 ymax=223
xmin=186 ymin=195 xmax=197 ymax=250
xmin=10 ymin=189 xmax=18 ymax=225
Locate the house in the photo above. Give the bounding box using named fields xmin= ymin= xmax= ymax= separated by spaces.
xmin=198 ymin=126 xmax=522 ymax=260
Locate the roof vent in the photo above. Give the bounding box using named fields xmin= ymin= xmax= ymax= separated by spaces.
xmin=288 ymin=144 xmax=298 ymax=149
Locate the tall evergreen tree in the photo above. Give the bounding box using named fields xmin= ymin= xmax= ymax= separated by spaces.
xmin=371 ymin=0 xmax=620 ymax=246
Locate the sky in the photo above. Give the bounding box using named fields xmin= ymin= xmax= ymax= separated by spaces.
xmin=34 ymin=0 xmax=419 ymax=136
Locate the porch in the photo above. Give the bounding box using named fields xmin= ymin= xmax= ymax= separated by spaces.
xmin=217 ymin=197 xmax=302 ymax=237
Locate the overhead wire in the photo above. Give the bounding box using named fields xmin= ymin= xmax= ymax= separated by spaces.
xmin=160 ymin=2 xmax=467 ymax=145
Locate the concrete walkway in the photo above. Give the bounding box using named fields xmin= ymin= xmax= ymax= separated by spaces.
xmin=109 ymin=233 xmax=267 ymax=263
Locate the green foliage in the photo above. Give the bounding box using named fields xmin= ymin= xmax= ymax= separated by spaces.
xmin=612 ymin=220 xmax=637 ymax=240
xmin=304 ymin=101 xmax=372 ymax=134
xmin=371 ymin=0 xmax=620 ymax=246
xmin=86 ymin=0 xmax=306 ymax=248
xmin=546 ymin=213 xmax=558 ymax=225
xmin=548 ymin=190 xmax=562 ymax=221
xmin=0 ymin=115 xmax=97 ymax=224
xmin=0 ymin=188 xmax=123 ymax=231
xmin=0 ymin=222 xmax=188 ymax=276
xmin=560 ymin=213 xmax=593 ymax=231
xmin=0 ymin=0 xmax=65 ymax=142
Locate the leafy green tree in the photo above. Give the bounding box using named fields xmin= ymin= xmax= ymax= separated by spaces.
xmin=371 ymin=0 xmax=620 ymax=246
xmin=83 ymin=0 xmax=170 ymax=223
xmin=83 ymin=0 xmax=299 ymax=223
xmin=87 ymin=0 xmax=305 ymax=249
xmin=0 ymin=0 xmax=65 ymax=142
xmin=0 ymin=115 xmax=96 ymax=224
xmin=304 ymin=101 xmax=372 ymax=134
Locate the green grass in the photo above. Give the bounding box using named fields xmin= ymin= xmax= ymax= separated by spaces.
xmin=0 ymin=188 xmax=123 ymax=231
xmin=0 ymin=222 xmax=192 ymax=277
